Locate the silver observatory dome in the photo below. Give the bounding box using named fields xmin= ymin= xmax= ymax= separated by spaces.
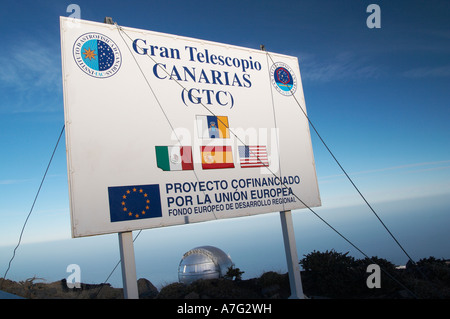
xmin=178 ymin=246 xmax=234 ymax=284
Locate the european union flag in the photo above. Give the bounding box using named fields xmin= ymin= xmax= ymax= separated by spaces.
xmin=108 ymin=184 xmax=162 ymax=222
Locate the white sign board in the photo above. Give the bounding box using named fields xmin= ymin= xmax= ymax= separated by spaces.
xmin=60 ymin=17 xmax=321 ymax=238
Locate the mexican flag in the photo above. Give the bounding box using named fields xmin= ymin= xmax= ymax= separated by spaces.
xmin=155 ymin=146 xmax=194 ymax=171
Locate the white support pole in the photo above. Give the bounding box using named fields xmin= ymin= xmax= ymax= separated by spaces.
xmin=280 ymin=210 xmax=305 ymax=299
xmin=118 ymin=231 xmax=139 ymax=299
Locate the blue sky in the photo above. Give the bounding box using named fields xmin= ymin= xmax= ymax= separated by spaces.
xmin=1 ymin=0 xmax=449 ymax=287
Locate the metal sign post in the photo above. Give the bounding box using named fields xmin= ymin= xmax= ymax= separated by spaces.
xmin=118 ymin=231 xmax=139 ymax=299
xmin=106 ymin=16 xmax=138 ymax=300
xmin=280 ymin=210 xmax=304 ymax=299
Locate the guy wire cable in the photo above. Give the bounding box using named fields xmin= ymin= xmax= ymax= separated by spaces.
xmin=114 ymin=22 xmax=218 ymax=222
xmin=265 ymin=50 xmax=441 ymax=297
xmin=1 ymin=124 xmax=65 ymax=290
xmin=264 ymin=52 xmax=416 ymax=265
xmin=102 ymin=21 xmax=418 ymax=298
xmin=263 ymin=50 xmax=421 ymax=296
xmin=117 ymin=24 xmax=327 ymax=223
xmin=116 ymin=24 xmax=279 ymax=185
xmin=115 ymin=22 xmax=416 ymax=287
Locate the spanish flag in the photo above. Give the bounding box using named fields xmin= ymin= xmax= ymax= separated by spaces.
xmin=201 ymin=146 xmax=234 ymax=169
xmin=196 ymin=115 xmax=230 ymax=139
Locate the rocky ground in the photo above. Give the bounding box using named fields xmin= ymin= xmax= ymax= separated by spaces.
xmin=2 ymin=253 xmax=449 ymax=299
xmin=0 ymin=270 xmax=426 ymax=299
xmin=0 ymin=272 xmax=290 ymax=299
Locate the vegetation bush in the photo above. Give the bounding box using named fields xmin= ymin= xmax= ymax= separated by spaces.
xmin=224 ymin=265 xmax=245 ymax=281
xmin=403 ymin=257 xmax=450 ymax=298
xmin=300 ymin=250 xmax=363 ymax=297
xmin=299 ymin=250 xmax=450 ymax=299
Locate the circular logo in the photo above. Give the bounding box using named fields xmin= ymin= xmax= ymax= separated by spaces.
xmin=270 ymin=62 xmax=297 ymax=96
xmin=204 ymin=154 xmax=214 ymax=164
xmin=120 ymin=187 xmax=151 ymax=219
xmin=73 ymin=32 xmax=122 ymax=78
xmin=170 ymin=153 xmax=180 ymax=165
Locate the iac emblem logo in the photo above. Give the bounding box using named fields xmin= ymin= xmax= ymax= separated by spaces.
xmin=270 ymin=62 xmax=297 ymax=96
xmin=73 ymin=32 xmax=122 ymax=78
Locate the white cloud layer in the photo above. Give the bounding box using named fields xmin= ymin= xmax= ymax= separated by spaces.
xmin=0 ymin=38 xmax=62 ymax=113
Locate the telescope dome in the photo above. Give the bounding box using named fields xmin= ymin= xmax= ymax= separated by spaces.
xmin=178 ymin=246 xmax=234 ymax=284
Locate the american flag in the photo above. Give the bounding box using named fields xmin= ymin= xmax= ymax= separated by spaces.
xmin=238 ymin=145 xmax=269 ymax=168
